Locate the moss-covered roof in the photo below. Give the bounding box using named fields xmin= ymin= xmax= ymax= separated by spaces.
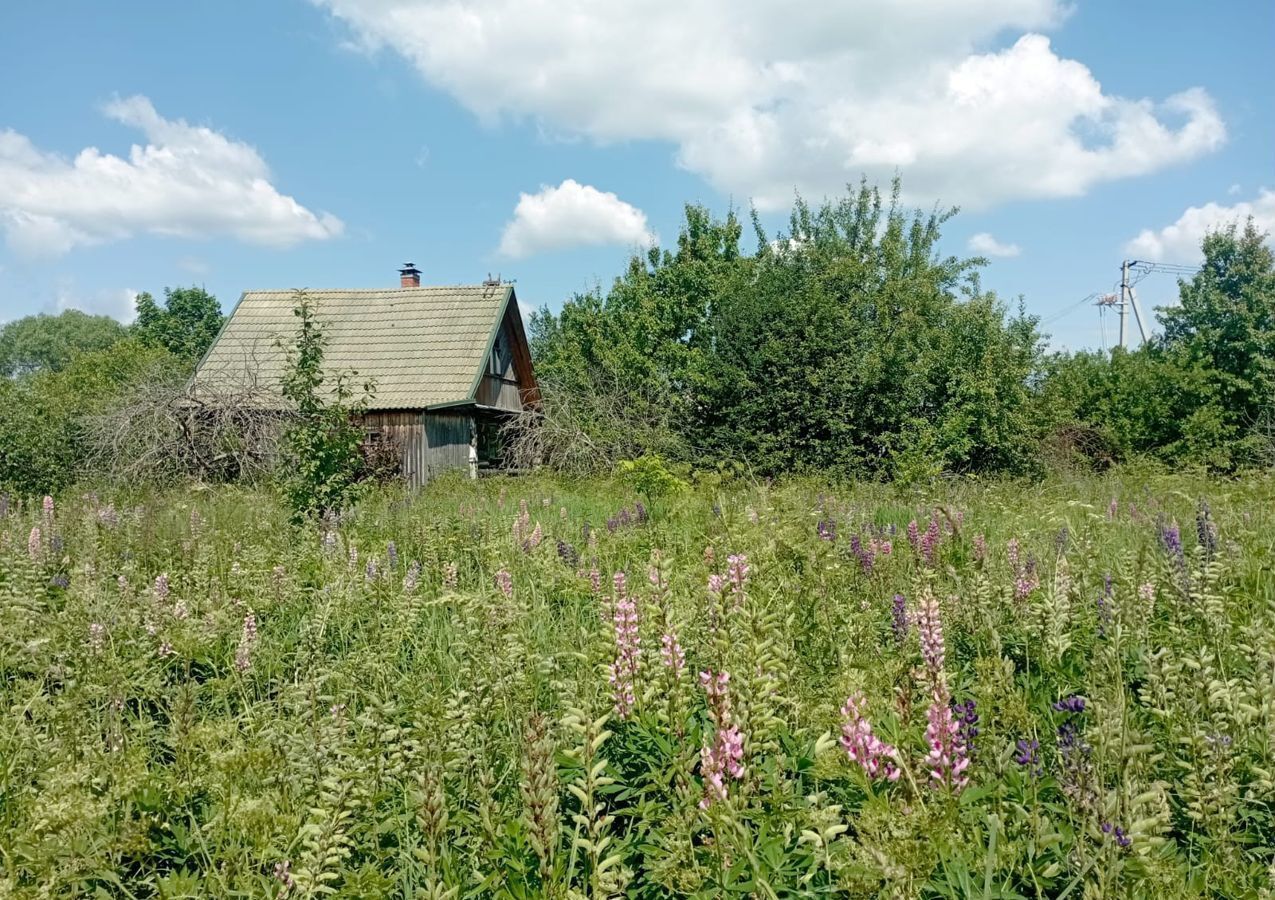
xmin=193 ymin=284 xmax=514 ymax=410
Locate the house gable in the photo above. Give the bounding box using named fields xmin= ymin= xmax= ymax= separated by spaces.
xmin=473 ymin=289 xmax=541 ymax=411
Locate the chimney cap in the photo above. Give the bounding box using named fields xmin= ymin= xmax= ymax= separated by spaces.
xmin=399 ymin=262 xmax=420 ymax=275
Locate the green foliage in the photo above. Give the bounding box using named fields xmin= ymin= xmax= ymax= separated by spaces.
xmin=0 ymin=309 xmax=127 ymax=377
xmin=531 ymin=179 xmax=1044 ymax=479
xmin=1041 ymin=218 xmax=1275 ymax=471
xmin=132 ymin=285 xmax=225 ymax=361
xmin=617 ymin=453 xmax=688 ymax=499
xmin=1 ymin=470 xmax=1273 ymax=897
xmin=277 ymin=291 xmax=374 ymax=520
xmin=0 ymin=338 xmax=173 ymax=494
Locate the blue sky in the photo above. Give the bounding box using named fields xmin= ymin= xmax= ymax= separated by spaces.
xmin=1 ymin=1 xmax=1271 ymax=350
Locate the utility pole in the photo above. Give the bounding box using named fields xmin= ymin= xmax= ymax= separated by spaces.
xmin=1118 ymin=260 xmax=1130 ymax=349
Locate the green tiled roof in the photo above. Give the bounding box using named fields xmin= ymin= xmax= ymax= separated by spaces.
xmin=194 ymin=284 xmax=512 ymax=410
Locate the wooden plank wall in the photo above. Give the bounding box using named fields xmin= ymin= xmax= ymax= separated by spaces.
xmin=424 ymin=412 xmax=474 ymax=481
xmin=361 ymin=411 xmax=427 ymax=486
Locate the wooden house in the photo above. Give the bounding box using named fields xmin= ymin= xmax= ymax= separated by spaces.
xmin=193 ymin=264 xmax=539 ymax=487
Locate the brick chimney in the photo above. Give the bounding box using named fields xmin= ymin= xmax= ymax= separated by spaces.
xmin=398 ymin=262 xmax=421 ymax=288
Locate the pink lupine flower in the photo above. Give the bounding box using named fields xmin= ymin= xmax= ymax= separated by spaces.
xmin=527 ymin=522 xmax=543 ymax=550
xmin=915 ymin=592 xmax=946 ymax=681
xmin=840 ymin=693 xmax=901 ymax=781
xmin=726 ymin=554 xmax=750 ymax=608
xmin=707 ymin=573 xmax=726 ymax=596
xmin=699 ymin=670 xmax=744 ymax=808
xmin=607 ymin=572 xmax=640 ymax=718
xmin=494 ymin=568 xmax=513 ymax=598
xmin=1014 ymin=573 xmax=1038 ymax=602
xmin=153 ymin=573 xmax=170 ymax=603
xmin=117 ymin=574 xmax=128 ymax=593
xmin=924 ymin=698 xmax=970 ymax=792
xmin=920 ymin=517 xmax=941 ymax=566
xmin=877 ymin=538 xmax=893 ymax=557
xmin=1107 ymin=497 xmax=1118 ymax=520
xmin=42 ymin=495 xmax=54 ymax=525
xmin=443 ymin=562 xmax=458 ymax=588
xmin=588 ymin=566 xmax=601 ymax=595
xmin=235 ymin=611 xmax=257 ymax=673
xmin=173 ymin=600 xmax=189 ymax=621
xmin=703 ymin=545 xmax=715 ymax=566
xmin=660 ymin=630 xmax=686 ymax=678
xmin=347 ymin=544 xmax=359 ymax=570
xmin=158 ymin=641 xmax=174 ymax=658
xmin=1006 ymin=538 xmax=1020 ymax=571
xmin=27 ymin=525 xmax=41 ymax=559
xmin=906 ymin=519 xmax=920 ymax=551
xmin=972 ymin=533 xmax=987 ymax=563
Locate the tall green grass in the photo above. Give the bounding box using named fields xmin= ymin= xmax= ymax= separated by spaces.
xmin=1 ymin=470 xmax=1272 ymax=897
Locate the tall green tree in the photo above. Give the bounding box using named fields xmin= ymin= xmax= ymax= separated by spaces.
xmin=0 ymin=310 xmax=126 ymax=377
xmin=132 ymin=286 xmax=225 ymax=361
xmin=1159 ymin=220 xmax=1275 ymax=449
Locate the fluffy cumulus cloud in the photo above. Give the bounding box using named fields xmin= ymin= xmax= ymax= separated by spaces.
xmin=499 ymin=179 xmax=655 ymax=258
xmin=0 ymin=96 xmax=343 ymax=256
xmin=314 ymin=0 xmax=1225 ymax=209
xmin=1125 ymin=189 xmax=1275 ymax=262
xmin=968 ymin=232 xmax=1021 ymax=257
xmin=53 ymin=283 xmax=140 ymax=323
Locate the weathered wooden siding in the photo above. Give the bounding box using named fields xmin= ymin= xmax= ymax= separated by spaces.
xmin=360 ymin=411 xmax=426 ymax=485
xmin=476 ymin=305 xmax=536 ymax=411
xmin=424 ymin=412 xmax=474 ymax=481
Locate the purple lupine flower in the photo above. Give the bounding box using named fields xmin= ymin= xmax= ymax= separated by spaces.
xmin=1014 ymin=738 xmax=1042 ymax=778
xmin=952 ymin=698 xmax=979 ymax=756
xmin=1101 ymin=822 xmax=1132 ymax=849
xmin=386 ymin=541 xmax=398 ymax=570
xmin=817 ymin=518 xmax=837 ymax=542
xmin=49 ymin=573 xmax=69 ymax=589
xmin=850 ymin=535 xmax=875 ymax=574
xmin=840 ymin=692 xmax=901 ymax=782
xmin=607 ymin=572 xmax=640 ymax=718
xmin=494 ymin=568 xmax=513 ymax=598
xmin=97 ymin=505 xmax=119 ymax=529
xmin=1196 ymin=499 xmax=1218 ymax=558
xmin=891 ymin=594 xmax=909 ymax=645
xmin=634 ymin=501 xmax=648 ymax=524
xmin=556 ymin=539 xmax=580 ymax=568
xmin=403 ymin=560 xmax=421 ymax=592
xmin=1052 ymin=695 xmax=1086 ymax=714
xmin=972 ymin=533 xmax=987 ymax=563
xmin=1158 ymin=519 xmax=1183 ymax=558
xmin=365 ymin=557 xmax=379 ymax=582
xmin=1057 ymin=718 xmax=1096 ymax=812
xmin=153 ymin=573 xmax=170 ymax=603
xmin=1054 ymin=527 xmax=1069 ymax=555
xmin=1097 ymin=575 xmax=1114 ymax=637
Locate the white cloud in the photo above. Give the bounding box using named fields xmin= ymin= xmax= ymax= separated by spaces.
xmin=54 ymin=284 xmax=140 ymax=323
xmin=968 ymin=232 xmax=1021 ymax=257
xmin=499 ymin=179 xmax=655 ymax=258
xmin=314 ymin=1 xmax=1225 ymax=209
xmin=0 ymin=95 xmax=343 ymax=257
xmin=1125 ymin=189 xmax=1275 ymax=262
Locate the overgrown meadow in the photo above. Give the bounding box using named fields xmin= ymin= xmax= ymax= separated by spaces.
xmin=2 ymin=472 xmax=1274 ymax=898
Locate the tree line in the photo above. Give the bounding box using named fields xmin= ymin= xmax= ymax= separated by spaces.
xmin=524 ymin=179 xmax=1274 ymax=479
xmin=1 ymin=177 xmax=1271 ymax=495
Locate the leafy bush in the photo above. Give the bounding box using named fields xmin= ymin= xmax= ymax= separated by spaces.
xmin=277 ymin=291 xmax=375 ymax=520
